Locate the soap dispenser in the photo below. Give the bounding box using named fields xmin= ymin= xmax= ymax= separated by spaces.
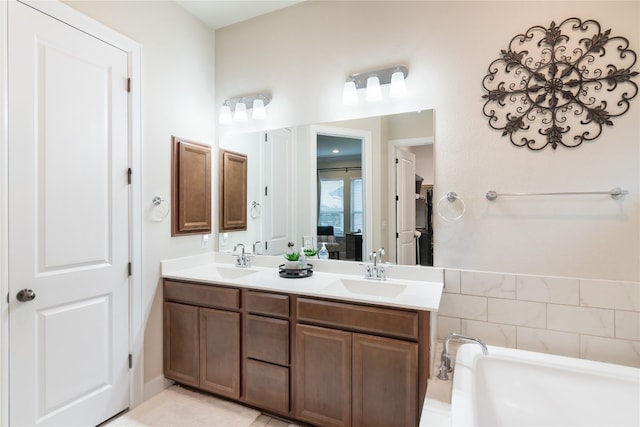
xmin=298 ymin=247 xmax=306 ymax=269
xmin=318 ymin=243 xmax=329 ymax=260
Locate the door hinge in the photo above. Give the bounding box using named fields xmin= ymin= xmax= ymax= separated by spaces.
xmin=127 ymin=78 xmax=131 ymax=93
xmin=128 ymin=353 xmax=132 ymax=369
xmin=127 ymin=168 xmax=132 ymax=184
xmin=128 ymin=262 xmax=132 ymax=276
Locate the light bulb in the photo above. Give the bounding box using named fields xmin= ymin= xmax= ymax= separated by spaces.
xmin=234 ymin=101 xmax=248 ymax=122
xmin=219 ymin=104 xmax=232 ymax=124
xmin=389 ymin=69 xmax=407 ymax=98
xmin=365 ymin=75 xmax=381 ymax=101
xmin=252 ymin=98 xmax=266 ymax=120
xmin=342 ymin=80 xmax=358 ymax=105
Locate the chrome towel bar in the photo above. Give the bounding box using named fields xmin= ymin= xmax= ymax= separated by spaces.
xmin=486 ymin=187 xmax=629 ymax=201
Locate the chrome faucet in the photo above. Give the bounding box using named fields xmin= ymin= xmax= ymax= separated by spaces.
xmin=365 ymin=248 xmax=386 ymax=280
xmin=437 ymin=332 xmax=488 ymax=380
xmin=233 ymin=243 xmax=252 ymax=268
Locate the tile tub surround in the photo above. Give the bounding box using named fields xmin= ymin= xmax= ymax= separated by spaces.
xmin=438 ymin=270 xmax=640 ymax=368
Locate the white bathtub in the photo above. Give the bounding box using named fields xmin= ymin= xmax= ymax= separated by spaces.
xmin=450 ymin=344 xmax=640 ymax=426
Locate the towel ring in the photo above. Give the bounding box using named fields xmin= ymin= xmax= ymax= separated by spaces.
xmin=250 ymin=201 xmax=261 ymax=219
xmin=437 ymin=192 xmax=466 ymax=222
xmin=150 ymin=196 xmax=169 ymax=221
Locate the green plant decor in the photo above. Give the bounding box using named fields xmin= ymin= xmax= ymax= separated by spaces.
xmin=284 ymin=252 xmax=300 ymax=261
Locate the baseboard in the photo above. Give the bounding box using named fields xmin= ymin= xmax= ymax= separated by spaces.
xmin=143 ymin=375 xmax=174 ymax=401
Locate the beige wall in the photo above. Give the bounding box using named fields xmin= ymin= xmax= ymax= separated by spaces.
xmin=216 ymin=1 xmax=640 ymax=282
xmin=63 ymin=0 xmax=216 ymax=386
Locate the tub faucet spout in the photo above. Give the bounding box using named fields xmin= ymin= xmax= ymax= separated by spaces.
xmin=437 ymin=332 xmax=488 ymax=381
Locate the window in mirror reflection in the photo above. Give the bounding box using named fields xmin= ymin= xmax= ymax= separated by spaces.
xmin=318 ymin=178 xmax=344 ymax=235
xmin=350 ymin=178 xmax=363 ymax=233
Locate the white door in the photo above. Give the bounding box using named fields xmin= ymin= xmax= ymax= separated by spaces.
xmin=8 ymin=2 xmax=130 ymax=425
xmin=263 ymin=129 xmax=294 ymax=255
xmin=395 ymin=148 xmax=416 ymax=265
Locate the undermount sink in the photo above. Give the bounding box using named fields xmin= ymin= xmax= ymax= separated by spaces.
xmin=323 ymin=278 xmax=407 ymax=298
xmin=210 ymin=266 xmax=257 ymax=279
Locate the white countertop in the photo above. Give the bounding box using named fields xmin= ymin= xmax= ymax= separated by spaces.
xmin=161 ymin=252 xmax=444 ymax=311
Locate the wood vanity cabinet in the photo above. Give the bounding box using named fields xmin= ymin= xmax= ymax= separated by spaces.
xmin=163 ymin=280 xmax=241 ymax=399
xmin=295 ymin=298 xmax=425 ymax=427
xmin=243 ymin=290 xmax=291 ymax=415
xmin=163 ymin=279 xmax=430 ymax=427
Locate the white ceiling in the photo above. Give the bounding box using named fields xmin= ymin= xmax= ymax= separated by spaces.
xmin=175 ymin=0 xmax=305 ymax=29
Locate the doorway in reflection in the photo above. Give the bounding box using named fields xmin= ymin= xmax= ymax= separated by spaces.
xmin=316 ymin=134 xmax=363 ymax=260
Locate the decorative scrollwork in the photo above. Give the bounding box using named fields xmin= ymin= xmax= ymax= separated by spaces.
xmin=482 ymin=17 xmax=638 ymax=151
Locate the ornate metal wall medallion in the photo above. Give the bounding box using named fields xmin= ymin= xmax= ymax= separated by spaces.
xmin=482 ymin=18 xmax=638 ymax=150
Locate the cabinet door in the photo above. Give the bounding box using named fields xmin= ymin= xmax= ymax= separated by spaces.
xmin=295 ymin=324 xmax=351 ymax=427
xmin=164 ymin=302 xmax=199 ymax=387
xmin=200 ymin=307 xmax=241 ymax=399
xmin=352 ymin=334 xmax=418 ymax=427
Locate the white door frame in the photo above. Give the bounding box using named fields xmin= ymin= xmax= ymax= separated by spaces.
xmin=0 ymin=1 xmax=143 ymax=424
xmin=309 ymin=125 xmax=373 ymax=258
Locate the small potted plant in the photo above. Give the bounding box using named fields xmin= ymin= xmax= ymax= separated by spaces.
xmin=283 ymin=252 xmax=300 ymax=269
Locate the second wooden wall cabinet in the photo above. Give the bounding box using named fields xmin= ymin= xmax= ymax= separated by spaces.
xmin=163 ymin=279 xmax=431 ymax=427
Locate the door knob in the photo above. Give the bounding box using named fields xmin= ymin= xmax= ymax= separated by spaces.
xmin=16 ymin=289 xmax=36 ymax=302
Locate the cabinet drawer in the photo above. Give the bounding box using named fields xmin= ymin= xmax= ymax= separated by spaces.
xmin=245 ymin=359 xmax=289 ymax=414
xmin=246 ymin=314 xmax=289 ymax=365
xmin=297 ymin=297 xmax=418 ymax=340
xmin=245 ymin=290 xmax=289 ymax=317
xmin=164 ymin=280 xmax=239 ymax=310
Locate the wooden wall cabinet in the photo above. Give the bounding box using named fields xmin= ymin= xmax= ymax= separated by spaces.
xmin=171 ymin=136 xmax=212 ymax=236
xmin=219 ymin=149 xmax=247 ymax=231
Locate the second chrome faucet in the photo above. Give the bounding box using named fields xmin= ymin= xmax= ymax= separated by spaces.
xmin=365 ymin=248 xmax=386 ymax=280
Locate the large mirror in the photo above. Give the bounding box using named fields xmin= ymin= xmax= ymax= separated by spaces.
xmin=218 ymin=109 xmax=434 ymax=265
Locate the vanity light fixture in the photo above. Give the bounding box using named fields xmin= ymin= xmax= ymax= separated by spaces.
xmin=234 ymin=101 xmax=248 ymax=122
xmin=342 ymin=65 xmax=409 ymax=105
xmin=219 ymin=102 xmax=233 ymax=124
xmin=218 ymin=93 xmax=271 ymax=124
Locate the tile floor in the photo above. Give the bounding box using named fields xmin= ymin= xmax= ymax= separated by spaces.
xmin=105 ymin=385 xmax=302 ymax=427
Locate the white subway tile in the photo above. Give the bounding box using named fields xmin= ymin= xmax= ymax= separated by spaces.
xmin=488 ymin=298 xmax=546 ymax=328
xmin=516 ymin=275 xmax=579 ymax=305
xmin=615 ymin=311 xmax=640 ymax=341
xmin=580 ymin=335 xmax=640 ymax=368
xmin=580 ymin=279 xmax=640 ymax=311
xmin=461 ymin=319 xmax=516 ymax=348
xmin=438 ymin=293 xmax=487 ymax=321
xmin=516 ymin=327 xmax=580 ymax=358
xmin=443 ymin=269 xmax=461 ymax=294
xmin=460 ymin=271 xmax=516 ymax=299
xmin=547 ymin=304 xmax=614 ymax=337
xmin=436 ymin=315 xmax=461 ymax=339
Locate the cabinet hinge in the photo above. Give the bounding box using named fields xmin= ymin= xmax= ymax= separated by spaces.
xmin=395 ymin=158 xmax=399 ymax=164
xmin=128 ymin=353 xmax=132 ymax=369
xmin=127 ymin=168 xmax=132 ymax=184
xmin=396 ymin=232 xmax=399 ymax=238
xmin=265 ymin=242 xmax=268 ymax=251
xmin=396 ymin=195 xmax=399 ymax=201
xmin=264 ymin=133 xmax=268 ymax=142
xmin=127 ymin=78 xmax=131 ymax=93
xmin=128 ymin=262 xmax=132 ymax=276
xmin=265 ymin=186 xmax=268 ymax=196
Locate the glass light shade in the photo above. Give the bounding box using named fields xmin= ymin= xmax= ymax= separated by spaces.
xmin=342 ymin=80 xmax=358 ymax=105
xmin=252 ymin=98 xmax=266 ymax=120
xmin=365 ymin=75 xmax=382 ymax=101
xmin=219 ymin=104 xmax=232 ymax=124
xmin=389 ymin=70 xmax=407 ymax=98
xmin=234 ymin=101 xmax=248 ymax=122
